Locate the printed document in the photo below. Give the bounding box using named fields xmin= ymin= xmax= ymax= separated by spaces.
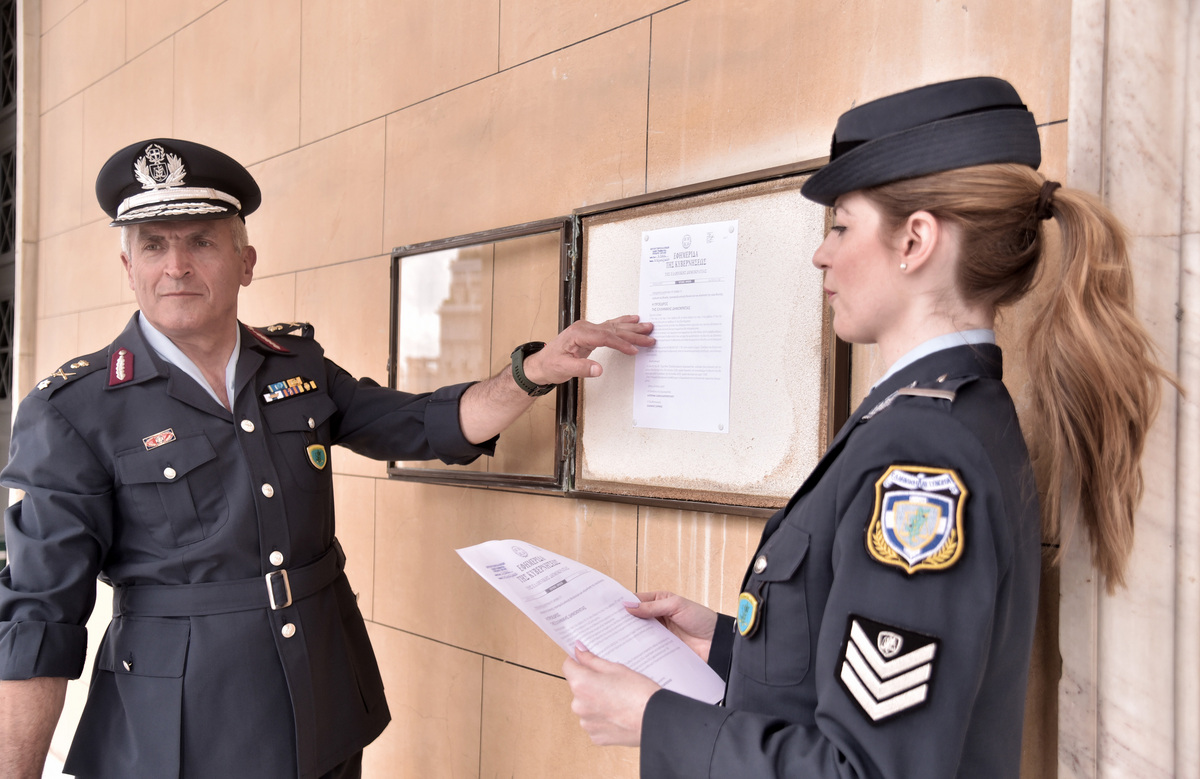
xmin=456 ymin=539 xmax=726 ymax=704
xmin=634 ymin=219 xmax=738 ymax=433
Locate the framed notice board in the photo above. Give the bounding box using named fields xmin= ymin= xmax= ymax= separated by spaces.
xmin=572 ymin=172 xmax=844 ymax=510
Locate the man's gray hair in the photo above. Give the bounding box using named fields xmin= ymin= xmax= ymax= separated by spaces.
xmin=121 ymin=217 xmax=250 ymax=256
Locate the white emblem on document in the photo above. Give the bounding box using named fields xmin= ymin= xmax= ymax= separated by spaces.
xmin=838 ymin=615 xmax=939 ymax=723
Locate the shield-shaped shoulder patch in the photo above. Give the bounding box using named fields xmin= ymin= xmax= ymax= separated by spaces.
xmin=866 ymin=465 xmax=967 ymax=574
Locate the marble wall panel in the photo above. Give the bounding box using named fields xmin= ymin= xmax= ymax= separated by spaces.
xmin=41 ymin=0 xmax=84 ymax=34
xmin=647 ymin=0 xmax=1071 ymax=191
xmin=373 ymin=480 xmax=638 ymax=675
xmin=361 ymin=623 xmax=483 ymax=779
xmin=79 ymin=41 xmax=175 ymax=225
xmin=251 ymin=122 xmax=388 ymax=276
xmin=299 ymin=0 xmax=498 ymax=145
xmin=333 ymin=474 xmax=376 ymax=621
xmin=498 ymin=0 xmax=671 ymax=69
xmin=637 ymin=506 xmax=766 ymax=615
xmin=480 ymin=658 xmax=639 ymax=778
xmin=236 ymin=273 xmax=297 ymax=333
xmin=171 ymin=0 xmax=301 ymax=165
xmin=39 ymin=0 xmax=124 ymax=111
xmin=123 ymin=0 xmax=223 ymax=59
xmin=32 ymin=313 xmax=79 ymax=383
xmin=37 ymin=221 xmax=124 ymax=319
xmin=293 ymin=256 xmax=391 ymax=384
xmin=383 ymin=21 xmax=649 ymax=247
xmin=37 ymin=95 xmax=84 ymax=238
xmin=76 ymin=302 xmax=138 ymax=354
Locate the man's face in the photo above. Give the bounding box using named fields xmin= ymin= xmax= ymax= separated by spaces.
xmin=121 ymin=218 xmax=256 ymax=343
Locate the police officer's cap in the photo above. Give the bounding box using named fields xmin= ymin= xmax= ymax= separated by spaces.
xmin=96 ymin=138 xmax=261 ymax=226
xmin=801 ymin=77 xmax=1042 ymax=207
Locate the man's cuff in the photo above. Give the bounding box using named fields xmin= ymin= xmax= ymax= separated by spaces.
xmin=639 ymin=688 xmax=732 ymax=779
xmin=426 ymin=381 xmax=498 ymax=462
xmin=0 ymin=621 xmax=88 ymax=680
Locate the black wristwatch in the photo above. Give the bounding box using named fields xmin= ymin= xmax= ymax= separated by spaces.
xmin=510 ymin=341 xmax=556 ymax=397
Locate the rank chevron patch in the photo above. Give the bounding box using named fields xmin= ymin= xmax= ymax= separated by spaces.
xmin=838 ymin=615 xmax=940 ymax=723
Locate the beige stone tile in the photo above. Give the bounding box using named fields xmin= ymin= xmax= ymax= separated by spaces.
xmin=237 ymin=272 xmax=296 ymax=332
xmin=77 ymin=302 xmax=138 ymax=354
xmin=38 ymin=222 xmax=126 ymax=318
xmin=332 ymin=448 xmax=389 ymax=480
xmin=384 ymin=21 xmax=649 ymax=247
xmin=172 ymin=0 xmax=300 ymax=165
xmin=362 ymin=622 xmax=482 ymax=779
xmin=39 ymin=0 xmax=125 ymax=111
xmin=293 ymin=256 xmax=390 ymax=383
xmin=251 ymin=121 xmax=387 ymax=276
xmin=38 ymin=96 xmax=85 ymax=238
xmin=373 ymin=481 xmax=637 ymax=674
xmin=647 ymin=0 xmax=1071 ymax=191
xmin=124 ymin=0 xmax=223 ymax=59
xmin=42 ymin=0 xmax=86 ymax=34
xmin=480 ymin=658 xmax=639 ymax=779
xmin=80 ymin=42 xmax=175 ymax=225
xmin=1039 ymin=121 xmax=1069 ymax=185
xmin=299 ymin=0 xmax=498 ymax=144
xmin=498 ymin=0 xmax=671 ymax=69
xmin=638 ymin=507 xmax=767 ymax=616
xmin=333 ymin=474 xmax=376 ymax=620
xmin=32 ymin=314 xmax=80 ymax=386
xmin=488 ymin=231 xmax=563 ymax=476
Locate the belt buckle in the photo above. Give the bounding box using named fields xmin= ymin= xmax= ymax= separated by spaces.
xmin=266 ymin=569 xmax=292 ymax=610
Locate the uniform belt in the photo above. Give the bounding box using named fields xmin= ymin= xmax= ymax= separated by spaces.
xmin=111 ymin=542 xmax=345 ymax=618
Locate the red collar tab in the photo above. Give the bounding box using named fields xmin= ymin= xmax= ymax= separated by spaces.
xmin=246 ymin=327 xmax=290 ymax=353
xmin=109 ymin=347 xmax=134 ymax=386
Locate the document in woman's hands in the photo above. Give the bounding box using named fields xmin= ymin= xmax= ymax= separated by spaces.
xmin=457 ymin=539 xmax=725 ymax=703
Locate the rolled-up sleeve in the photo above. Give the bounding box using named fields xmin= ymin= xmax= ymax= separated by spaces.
xmin=1 ymin=398 xmax=112 ymax=680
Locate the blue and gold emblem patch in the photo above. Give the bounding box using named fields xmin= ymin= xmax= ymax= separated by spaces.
xmin=866 ymin=465 xmax=966 ymax=574
xmin=306 ymin=444 xmax=328 ymax=470
xmin=736 ymin=591 xmax=761 ymax=637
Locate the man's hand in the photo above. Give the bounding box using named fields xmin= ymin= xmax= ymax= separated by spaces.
xmin=458 ymin=315 xmax=654 ymax=444
xmin=562 ymin=643 xmax=659 ymax=747
xmin=522 ymin=315 xmax=655 ymax=385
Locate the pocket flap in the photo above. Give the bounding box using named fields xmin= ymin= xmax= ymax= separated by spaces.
xmin=97 ymin=617 xmax=190 ymax=678
xmin=115 ymin=435 xmax=217 ymax=485
xmin=262 ymin=393 xmax=338 ymax=433
xmin=753 ymin=521 xmax=811 ymax=582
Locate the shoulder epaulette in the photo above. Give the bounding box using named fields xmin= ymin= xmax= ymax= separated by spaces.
xmin=862 ymin=374 xmax=979 ymax=422
xmin=260 ymin=321 xmax=314 ymax=339
xmin=34 ymin=350 xmax=107 ymax=397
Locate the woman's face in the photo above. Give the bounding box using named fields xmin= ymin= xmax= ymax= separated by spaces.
xmin=811 ymin=192 xmax=906 ymax=345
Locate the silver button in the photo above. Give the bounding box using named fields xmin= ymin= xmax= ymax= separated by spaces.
xmin=163 ymin=467 xmax=177 ymax=480
xmin=307 ymin=418 xmax=315 ymax=429
xmin=241 ymin=419 xmax=255 ymax=432
xmin=262 ymin=483 xmax=275 ymax=498
xmin=269 ymin=551 xmax=284 ymax=566
xmin=122 ymin=660 xmax=132 ymax=672
xmin=281 ymin=623 xmax=296 ymax=638
xmin=753 ymin=555 xmax=768 ymax=574
xmin=937 ymin=374 xmax=948 ymax=383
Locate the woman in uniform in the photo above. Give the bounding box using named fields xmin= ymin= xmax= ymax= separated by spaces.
xmin=561 ymin=76 xmax=1171 ymax=778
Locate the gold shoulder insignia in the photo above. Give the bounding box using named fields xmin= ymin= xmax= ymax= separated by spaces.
xmin=36 ymin=352 xmax=106 ymax=395
xmin=866 ymin=465 xmax=967 ymax=574
xmin=260 ymin=321 xmax=314 ymax=339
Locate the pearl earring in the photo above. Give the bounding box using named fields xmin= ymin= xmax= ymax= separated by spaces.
xmin=900 ymin=263 xmax=908 ymax=271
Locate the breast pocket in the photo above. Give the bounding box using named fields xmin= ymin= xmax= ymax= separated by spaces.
xmin=739 ymin=521 xmax=812 ymax=686
xmin=261 ymin=393 xmax=338 ymax=493
xmin=115 ymin=434 xmax=228 ymax=547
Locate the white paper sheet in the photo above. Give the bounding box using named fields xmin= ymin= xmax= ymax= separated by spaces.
xmin=456 ymin=539 xmax=726 ymax=704
xmin=634 ymin=219 xmax=739 ymax=433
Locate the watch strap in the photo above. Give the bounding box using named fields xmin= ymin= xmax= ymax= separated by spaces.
xmin=510 ymin=341 xmax=555 ymax=397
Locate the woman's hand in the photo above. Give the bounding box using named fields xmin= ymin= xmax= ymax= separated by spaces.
xmin=625 ymin=591 xmax=719 ymax=661
xmin=562 ymin=644 xmax=660 ymax=747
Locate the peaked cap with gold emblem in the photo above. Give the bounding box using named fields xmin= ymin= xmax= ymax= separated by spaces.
xmin=96 ymin=138 xmax=262 ymax=226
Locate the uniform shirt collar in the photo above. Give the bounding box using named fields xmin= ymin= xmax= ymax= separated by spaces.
xmin=872 ymin=329 xmax=996 ymax=391
xmin=137 ymin=312 xmax=241 ymax=408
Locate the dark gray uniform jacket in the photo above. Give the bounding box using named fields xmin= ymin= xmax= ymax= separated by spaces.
xmin=0 ymin=314 xmax=493 ymax=778
xmin=641 ymin=344 xmax=1041 ymax=778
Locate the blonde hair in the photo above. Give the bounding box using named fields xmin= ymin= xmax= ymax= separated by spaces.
xmin=863 ymin=164 xmax=1173 ymax=592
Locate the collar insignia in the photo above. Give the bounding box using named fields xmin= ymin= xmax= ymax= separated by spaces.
xmin=134 ymin=143 xmax=187 ymax=190
xmin=866 ymin=465 xmax=967 ymax=574
xmin=109 ymin=348 xmax=134 ymax=386
xmin=246 ymin=327 xmax=290 ymax=353
xmin=839 ymin=615 xmax=939 ymax=722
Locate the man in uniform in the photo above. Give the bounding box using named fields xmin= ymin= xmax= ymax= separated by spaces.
xmin=0 ymin=138 xmax=654 ymax=779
